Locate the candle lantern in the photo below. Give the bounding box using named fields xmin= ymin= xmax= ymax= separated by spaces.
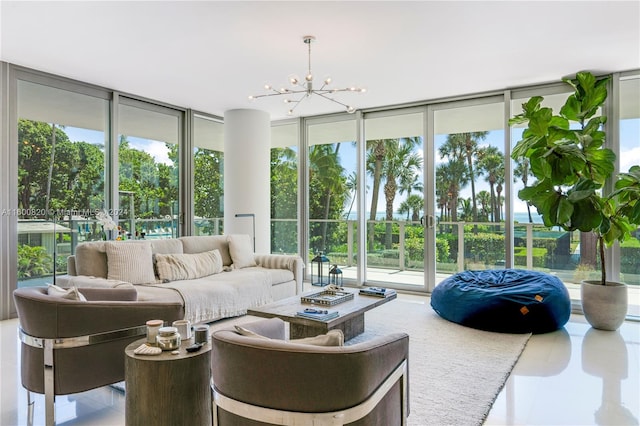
xmin=328 ymin=264 xmax=343 ymax=287
xmin=311 ymin=252 xmax=330 ymax=287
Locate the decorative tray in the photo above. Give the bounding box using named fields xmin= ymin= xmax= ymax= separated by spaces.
xmin=301 ymin=290 xmax=354 ymax=306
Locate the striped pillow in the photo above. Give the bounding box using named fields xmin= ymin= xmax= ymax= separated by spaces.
xmin=106 ymin=242 xmax=156 ymax=285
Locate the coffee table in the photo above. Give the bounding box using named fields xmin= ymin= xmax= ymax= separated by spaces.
xmin=247 ymin=289 xmax=396 ymax=341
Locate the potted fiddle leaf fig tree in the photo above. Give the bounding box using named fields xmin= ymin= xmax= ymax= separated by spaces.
xmin=510 ymin=71 xmax=640 ymax=331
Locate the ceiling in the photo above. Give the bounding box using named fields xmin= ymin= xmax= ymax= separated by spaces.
xmin=1 ymin=1 xmax=639 ymax=121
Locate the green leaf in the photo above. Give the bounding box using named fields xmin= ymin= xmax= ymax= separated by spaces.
xmin=586 ymin=148 xmax=616 ymax=182
xmin=530 ymin=154 xmax=551 ymax=179
xmin=549 ymin=116 xmax=570 ymax=130
xmin=557 ymin=197 xmax=573 ymax=224
xmin=570 ymin=198 xmax=602 ymax=232
xmin=528 ymin=108 xmax=553 ymax=136
xmin=560 ymin=95 xmax=581 ymax=121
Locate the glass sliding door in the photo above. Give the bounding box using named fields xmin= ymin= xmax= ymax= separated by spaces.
xmin=431 ymin=97 xmax=506 ymax=283
xmin=511 ymin=87 xmax=592 ymax=300
xmin=193 ymin=114 xmax=224 ymax=235
xmin=271 ymin=121 xmax=299 ymax=254
xmin=619 ymin=73 xmax=640 ymax=317
xmin=16 ymin=78 xmax=109 ymax=287
xmin=363 ymin=109 xmax=425 ymax=289
xmin=306 ymin=116 xmax=357 ymax=284
xmin=118 ymin=98 xmax=181 ymax=239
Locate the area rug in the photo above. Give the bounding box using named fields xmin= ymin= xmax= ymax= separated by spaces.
xmin=346 ymin=298 xmax=531 ymax=426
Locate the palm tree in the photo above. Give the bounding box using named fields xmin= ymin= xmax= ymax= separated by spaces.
xmin=381 ymin=138 xmax=422 ymax=248
xmin=444 ymin=132 xmax=487 ymax=223
xmin=438 ymin=138 xmax=471 ymax=223
xmin=309 ymin=143 xmax=346 ymax=252
xmin=477 ymin=146 xmax=504 ymax=223
xmin=344 ymin=171 xmax=357 ymax=220
xmin=366 ymin=139 xmax=387 ymax=250
xmin=458 ymin=197 xmax=473 ymax=222
xmin=366 ymin=137 xmax=422 ymax=250
xmin=495 ymin=172 xmax=505 ymax=222
xmin=438 ymin=158 xmax=468 ymax=222
xmin=398 ymin=194 xmax=424 ymax=221
xmin=513 ymin=158 xmax=534 ymax=222
xmin=477 ymin=190 xmax=491 ymax=221
xmin=435 ymin=165 xmax=450 ymax=221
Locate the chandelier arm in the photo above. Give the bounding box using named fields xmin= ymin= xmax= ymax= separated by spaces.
xmin=314 ymin=92 xmax=351 ymax=109
xmin=250 ymin=89 xmax=307 ymax=99
xmin=287 ymin=95 xmax=306 ymax=115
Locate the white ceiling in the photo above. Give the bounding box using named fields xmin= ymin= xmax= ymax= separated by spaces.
xmin=1 ymin=1 xmax=639 ymax=121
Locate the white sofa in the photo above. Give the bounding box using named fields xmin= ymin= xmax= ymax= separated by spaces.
xmin=58 ymin=235 xmax=303 ymax=324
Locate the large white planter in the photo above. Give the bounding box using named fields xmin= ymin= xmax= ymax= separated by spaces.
xmin=581 ymin=280 xmax=628 ymax=331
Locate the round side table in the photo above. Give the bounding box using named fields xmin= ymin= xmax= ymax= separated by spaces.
xmin=125 ymin=337 xmax=212 ymax=426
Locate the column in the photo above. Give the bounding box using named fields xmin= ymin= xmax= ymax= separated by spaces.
xmin=223 ymin=109 xmax=270 ymax=253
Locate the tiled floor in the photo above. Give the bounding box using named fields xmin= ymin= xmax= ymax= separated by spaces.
xmin=1 ymin=293 xmax=638 ymax=425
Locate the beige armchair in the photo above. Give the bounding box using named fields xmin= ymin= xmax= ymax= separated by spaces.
xmin=13 ymin=286 xmax=184 ymax=426
xmin=211 ymin=318 xmax=409 ymax=425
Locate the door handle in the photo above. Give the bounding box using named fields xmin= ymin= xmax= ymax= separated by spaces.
xmin=421 ymin=215 xmax=435 ymax=228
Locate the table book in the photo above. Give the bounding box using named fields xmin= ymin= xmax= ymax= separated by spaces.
xmin=295 ymin=308 xmax=339 ymax=321
xmin=359 ymin=287 xmax=397 ymax=298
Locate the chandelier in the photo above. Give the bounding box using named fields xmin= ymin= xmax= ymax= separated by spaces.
xmin=248 ymin=35 xmax=366 ymax=116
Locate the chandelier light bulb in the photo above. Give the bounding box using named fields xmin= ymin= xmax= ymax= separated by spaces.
xmin=306 ymin=73 xmax=313 ymax=82
xmin=289 ymin=75 xmax=299 ymax=85
xmin=264 ymin=84 xmax=272 ymax=90
xmin=347 ymin=106 xmax=355 ymax=113
xmin=324 ymin=77 xmax=332 ymax=85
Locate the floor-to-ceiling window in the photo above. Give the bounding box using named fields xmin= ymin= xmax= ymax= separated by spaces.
xmin=363 ymin=109 xmax=425 ymax=289
xmin=619 ymin=73 xmax=640 ymax=316
xmin=306 ymin=115 xmax=357 ymax=284
xmin=431 ymin=97 xmax=506 ymax=281
xmin=117 ymin=97 xmax=182 ymax=239
xmin=271 ymin=120 xmax=299 ymax=254
xmin=16 ymin=76 xmax=110 ymax=287
xmin=193 ymin=114 xmax=224 ymax=235
xmin=2 ymin=62 xmax=639 ymax=320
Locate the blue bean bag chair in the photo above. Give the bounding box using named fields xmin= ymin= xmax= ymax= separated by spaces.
xmin=431 ymin=269 xmax=570 ymax=334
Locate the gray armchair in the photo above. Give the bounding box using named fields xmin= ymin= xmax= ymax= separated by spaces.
xmin=211 ymin=318 xmax=409 ymax=425
xmin=13 ymin=286 xmax=184 ymax=426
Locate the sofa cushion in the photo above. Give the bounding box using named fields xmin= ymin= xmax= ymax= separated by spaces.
xmin=150 ymin=238 xmax=184 ymax=255
xmin=74 ymin=241 xmax=108 ymax=278
xmin=180 ymin=235 xmax=232 ymax=266
xmin=155 ymin=249 xmax=224 ymax=282
xmin=227 ymin=234 xmax=256 ymax=269
xmin=47 ymin=284 xmax=87 ymax=301
xmin=105 ymin=241 xmax=156 ymax=285
xmin=251 ymin=267 xmax=294 ymax=286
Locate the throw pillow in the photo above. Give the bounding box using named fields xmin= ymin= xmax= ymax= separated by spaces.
xmin=227 ymin=234 xmax=256 ymax=269
xmin=234 ymin=325 xmax=344 ymax=347
xmin=105 ymin=242 xmax=156 ymax=285
xmin=47 ymin=284 xmax=87 ymax=301
xmin=292 ymin=329 xmax=344 ymax=347
xmin=155 ymin=249 xmax=224 ymax=282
